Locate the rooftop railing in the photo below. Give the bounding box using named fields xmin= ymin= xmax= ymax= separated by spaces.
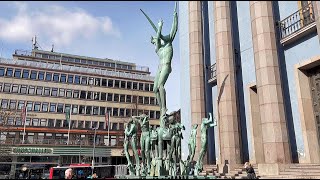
xmin=0 ymin=58 xmax=154 ymax=81
xmin=208 ymin=63 xmax=217 ymax=86
xmin=279 ymin=2 xmax=315 ymax=39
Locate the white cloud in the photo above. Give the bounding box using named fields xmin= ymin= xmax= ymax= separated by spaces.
xmin=0 ymin=2 xmax=121 ymax=47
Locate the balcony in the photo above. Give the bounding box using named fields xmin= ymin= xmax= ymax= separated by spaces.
xmin=208 ymin=63 xmax=217 ymax=86
xmin=279 ymin=2 xmax=316 ymax=45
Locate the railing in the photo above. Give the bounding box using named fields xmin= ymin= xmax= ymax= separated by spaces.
xmin=208 ymin=63 xmax=217 ymax=85
xmin=1 ymin=138 xmax=122 ymax=147
xmin=0 ymin=58 xmax=154 ymax=81
xmin=279 ymin=2 xmax=315 ymax=39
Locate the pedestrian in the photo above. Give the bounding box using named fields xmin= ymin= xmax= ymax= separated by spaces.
xmin=244 ymin=162 xmax=257 ymax=179
xmin=65 ymin=168 xmax=73 ymax=179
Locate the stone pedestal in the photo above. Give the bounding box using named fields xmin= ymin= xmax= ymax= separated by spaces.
xmin=257 ymin=163 xmax=289 ymax=176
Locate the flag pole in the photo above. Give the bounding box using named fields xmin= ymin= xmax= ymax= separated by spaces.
xmin=107 ymin=111 xmax=110 ymax=146
xmin=22 ymin=106 xmax=27 ymax=144
xmin=67 ymin=109 xmax=71 ymax=145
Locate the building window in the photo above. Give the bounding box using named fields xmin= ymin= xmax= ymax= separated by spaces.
xmin=114 ymin=80 xmax=120 ymax=88
xmin=30 ymin=70 xmax=37 ymax=80
xmin=16 ymin=118 xmax=22 ymax=126
xmin=113 ymin=108 xmax=118 ymax=117
xmin=36 ymin=86 xmax=43 ymax=95
xmin=156 ymin=111 xmax=160 ymax=119
xmin=120 ymin=95 xmax=125 ymax=102
xmin=28 ymin=86 xmax=35 ymax=95
xmin=42 ymin=102 xmax=48 ymax=112
xmin=50 ymin=103 xmax=56 ymax=112
xmin=40 ymin=119 xmax=47 ymax=127
xmin=44 ymin=87 xmax=50 ymax=96
xmin=99 ymin=122 xmax=104 ymax=130
xmin=87 ymin=91 xmax=93 ymax=99
xmin=80 ymin=91 xmax=86 ymax=99
xmin=67 ymin=75 xmax=73 ymax=83
xmin=38 ymin=71 xmax=45 ymax=80
xmin=48 ymin=119 xmax=54 ymax=127
xmin=0 ymin=67 xmax=4 ymax=76
xmin=9 ymin=100 xmax=16 ymax=110
xmin=1 ymin=99 xmax=8 ymax=109
xmin=22 ymin=69 xmax=30 ymax=79
xmin=101 ymin=93 xmax=106 ymax=101
xmin=126 ymin=109 xmax=131 ymax=117
xmin=60 ymin=74 xmax=66 ymax=83
xmin=55 ymin=120 xmax=62 ymax=128
xmin=33 ymin=102 xmax=41 ymax=112
xmin=79 ymin=105 xmax=85 ymax=114
xmin=51 ymin=88 xmax=58 ymax=96
xmin=72 ymin=105 xmax=78 ymax=114
xmin=17 ymin=101 xmax=25 ymax=110
xmin=100 ymin=107 xmax=105 ymax=115
xmin=138 ymin=96 xmax=143 ymax=104
xmin=34 ymin=102 xmax=41 ymax=111
xmin=86 ymin=106 xmax=92 ymax=115
xmin=73 ymin=90 xmax=79 ymax=98
xmin=107 ymin=93 xmax=113 ymax=101
xmin=32 ymin=119 xmax=39 ymax=126
xmin=102 ymin=79 xmax=107 ymax=86
xmin=126 ymin=95 xmax=132 ymax=103
xmin=139 ymin=83 xmax=144 ymax=90
xmin=53 ymin=73 xmax=59 ymax=82
xmin=14 ymin=69 xmax=21 ymax=78
xmin=150 ymin=84 xmax=154 ymax=92
xmin=107 ymin=79 xmax=113 ymax=87
xmin=3 ymin=83 xmax=11 ymax=92
xmin=26 ymin=101 xmax=33 ymax=111
xmin=66 ymin=90 xmax=72 ymax=98
xmin=25 ymin=118 xmax=31 ymax=126
xmin=114 ymin=94 xmax=119 ymax=102
xmin=85 ymin=121 xmax=91 ymax=129
xmin=127 ymin=81 xmax=132 ymax=89
xmin=145 ymin=84 xmax=150 ymax=91
xmin=6 ymin=68 xmax=13 ymax=77
xmin=45 ymin=72 xmax=52 ymax=81
xmin=81 ymin=76 xmax=87 ymax=85
xmin=92 ymin=121 xmax=98 ymax=129
xmin=119 ymin=108 xmax=125 ymax=117
xmin=57 ymin=104 xmax=64 ymax=113
xmin=78 ymin=121 xmax=84 ymax=128
xmin=74 ymin=75 xmax=80 ymax=84
xmin=133 ymin=82 xmax=138 ymax=90
xmin=11 ymin=84 xmax=18 ymax=93
xmin=120 ymin=81 xmax=126 ymax=89
xmin=59 ymin=88 xmax=65 ymax=97
xmin=144 ymin=97 xmax=149 ymax=104
xmin=150 ymin=97 xmax=155 ymax=105
xmin=93 ymin=106 xmax=99 ymax=115
xmin=93 ymin=92 xmax=100 ymax=100
xmin=89 ymin=77 xmax=94 ymax=86
xmin=20 ymin=85 xmax=27 ymax=94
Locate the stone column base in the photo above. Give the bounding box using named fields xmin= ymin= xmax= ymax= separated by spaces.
xmin=257 ymin=163 xmax=289 ymax=176
xmin=216 ymin=163 xmax=242 ymax=174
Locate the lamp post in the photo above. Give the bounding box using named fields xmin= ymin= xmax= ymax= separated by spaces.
xmin=91 ymin=127 xmax=97 ymax=175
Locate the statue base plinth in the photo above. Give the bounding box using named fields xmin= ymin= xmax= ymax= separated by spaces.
xmin=115 ymin=175 xmax=217 ymax=179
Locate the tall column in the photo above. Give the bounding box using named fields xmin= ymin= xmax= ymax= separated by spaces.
xmin=214 ymin=1 xmax=242 ymax=167
xmin=249 ymin=1 xmax=291 ymax=164
xmin=188 ymin=1 xmax=206 ymax=161
xmin=312 ymin=1 xmax=320 ymax=43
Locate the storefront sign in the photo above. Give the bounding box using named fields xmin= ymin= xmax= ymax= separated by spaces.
xmin=12 ymin=147 xmax=53 ymax=154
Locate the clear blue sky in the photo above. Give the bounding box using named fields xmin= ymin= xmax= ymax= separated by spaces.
xmin=0 ymin=1 xmax=181 ymax=112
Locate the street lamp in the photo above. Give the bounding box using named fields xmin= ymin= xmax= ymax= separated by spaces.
xmin=91 ymin=127 xmax=97 ymax=175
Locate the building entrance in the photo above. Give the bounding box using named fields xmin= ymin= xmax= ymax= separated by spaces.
xmin=309 ymin=66 xmax=320 ymax=149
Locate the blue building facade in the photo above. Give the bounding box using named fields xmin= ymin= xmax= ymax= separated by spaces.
xmin=179 ymin=1 xmax=320 ymax=167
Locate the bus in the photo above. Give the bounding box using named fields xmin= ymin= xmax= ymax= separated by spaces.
xmin=48 ymin=164 xmax=127 ymax=179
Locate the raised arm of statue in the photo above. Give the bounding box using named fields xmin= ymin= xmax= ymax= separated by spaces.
xmin=169 ymin=2 xmax=178 ymax=41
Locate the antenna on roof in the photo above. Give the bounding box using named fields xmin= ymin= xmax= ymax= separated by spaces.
xmin=32 ymin=35 xmax=38 ymax=50
xmin=51 ymin=44 xmax=54 ymax=52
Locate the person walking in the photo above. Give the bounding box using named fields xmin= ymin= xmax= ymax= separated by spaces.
xmin=244 ymin=162 xmax=257 ymax=179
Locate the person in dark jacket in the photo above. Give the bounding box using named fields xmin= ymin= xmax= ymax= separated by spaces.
xmin=244 ymin=162 xmax=257 ymax=179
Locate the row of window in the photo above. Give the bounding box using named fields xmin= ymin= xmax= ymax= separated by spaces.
xmin=34 ymin=53 xmax=134 ymax=71
xmin=0 ymin=67 xmax=154 ymax=91
xmin=0 ymin=83 xmax=158 ymax=105
xmin=0 ymin=99 xmax=161 ymax=119
xmin=1 ymin=117 xmax=159 ymax=131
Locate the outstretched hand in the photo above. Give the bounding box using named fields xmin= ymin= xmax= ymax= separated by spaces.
xmin=158 ymin=19 xmax=163 ymax=27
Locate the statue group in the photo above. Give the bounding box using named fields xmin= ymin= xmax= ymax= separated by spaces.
xmin=122 ymin=2 xmax=217 ymax=177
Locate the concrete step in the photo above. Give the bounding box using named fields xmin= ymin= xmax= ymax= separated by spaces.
xmin=280 ymin=172 xmax=320 ymax=176
xmin=284 ymin=169 xmax=320 ymax=173
xmin=261 ymin=175 xmax=320 ymax=179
